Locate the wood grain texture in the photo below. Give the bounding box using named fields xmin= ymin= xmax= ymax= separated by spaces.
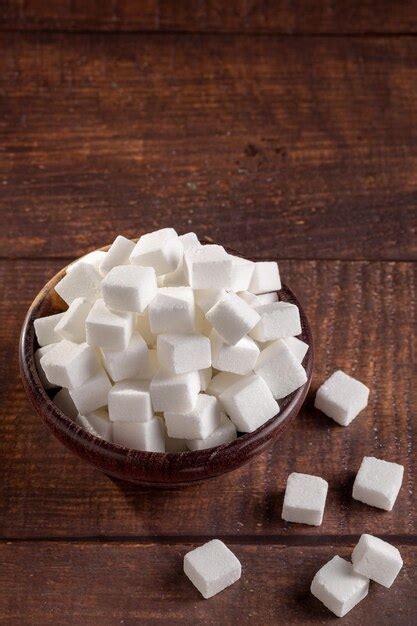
xmin=1 ymin=1 xmax=417 ymax=34
xmin=1 ymin=259 xmax=415 ymax=539
xmin=1 ymin=33 xmax=417 ymax=260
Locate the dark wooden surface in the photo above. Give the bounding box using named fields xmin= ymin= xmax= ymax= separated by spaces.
xmin=0 ymin=6 xmax=416 ymax=624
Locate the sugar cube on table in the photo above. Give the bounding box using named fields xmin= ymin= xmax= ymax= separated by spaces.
xmin=187 ymin=414 xmax=237 ymax=451
xmin=130 ymin=228 xmax=182 ymax=275
xmin=250 ymin=302 xmax=301 ymax=342
xmin=185 ymin=245 xmax=233 ymax=289
xmin=148 ymin=287 xmax=195 ymax=334
xmin=35 ymin=345 xmax=58 ymax=389
xmin=184 ymin=539 xmax=241 ymax=599
xmin=86 ymin=299 xmax=135 ymax=351
xmin=53 ymin=387 xmax=77 ymax=419
xmin=76 ymin=408 xmax=113 ymax=442
xmin=310 ymin=556 xmax=369 ymax=618
xmin=220 ymin=374 xmax=279 ymax=432
xmin=99 ymin=235 xmax=135 ymax=275
xmin=314 ymin=370 xmax=369 ymax=426
xmin=199 ymin=367 xmax=212 ymax=392
xmin=352 ymin=456 xmax=404 ymax=511
xmin=254 ymin=339 xmax=307 ymax=399
xmin=157 ymin=333 xmax=211 ymax=375
xmin=55 ymin=262 xmax=102 ymax=305
xmin=150 ymin=369 xmax=201 ymax=413
xmin=352 ymin=534 xmax=403 ymax=588
xmin=40 ymin=340 xmax=99 ymax=389
xmin=101 ymin=332 xmax=149 ymax=382
xmin=54 ymin=297 xmax=92 ymax=343
xmin=112 ymin=416 xmax=165 ymax=452
xmin=108 ymin=380 xmax=153 ymax=423
xmin=164 ymin=393 xmax=221 ymax=439
xmin=282 ymin=336 xmax=309 ymax=363
xmin=194 ymin=288 xmax=227 ymax=314
xmin=255 ymin=291 xmax=279 ymax=305
xmin=210 ymin=330 xmax=260 ymax=375
xmin=248 ymin=261 xmax=281 ymax=295
xmin=206 ymin=371 xmax=243 ymax=397
xmin=66 ymin=249 xmax=106 ymax=275
xmin=34 ymin=312 xmax=65 ymax=347
xmin=230 ymin=255 xmax=254 ymax=292
xmin=206 ymin=293 xmax=260 ymax=345
xmin=282 ymin=472 xmax=328 ymax=526
xmin=101 ymin=265 xmax=157 ymax=314
xmin=69 ymin=368 xmax=112 ymax=414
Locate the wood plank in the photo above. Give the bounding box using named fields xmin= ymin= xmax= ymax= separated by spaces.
xmin=1 ymin=33 xmax=417 ymax=260
xmin=1 ymin=1 xmax=417 ymax=34
xmin=1 ymin=259 xmax=415 ymax=538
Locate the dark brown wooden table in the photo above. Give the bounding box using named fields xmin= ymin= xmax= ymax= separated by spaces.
xmin=0 ymin=3 xmax=416 ymax=624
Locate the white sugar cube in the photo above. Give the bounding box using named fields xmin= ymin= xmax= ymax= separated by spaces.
xmin=108 ymin=380 xmax=153 ymax=423
xmin=76 ymin=408 xmax=113 ymax=442
xmin=150 ymin=369 xmax=200 ymax=413
xmin=187 ymin=414 xmax=237 ymax=451
xmin=69 ymin=368 xmax=112 ymax=414
xmin=282 ymin=336 xmax=309 ymax=363
xmin=55 ymin=262 xmax=102 ymax=305
xmin=237 ymin=291 xmax=262 ymax=306
xmin=34 ymin=312 xmax=65 ymax=347
xmin=86 ymin=299 xmax=134 ymax=351
xmin=157 ymin=416 xmax=188 ymax=452
xmin=311 ymin=556 xmax=369 ymax=618
xmin=230 ymin=255 xmax=254 ymax=292
xmin=194 ymin=288 xmax=227 ymax=314
xmin=254 ymin=339 xmax=307 ymax=399
xmin=113 ymin=416 xmax=165 ymax=451
xmin=53 ymin=387 xmax=77 ymax=419
xmin=160 ymin=232 xmax=201 ymax=288
xmin=250 ymin=302 xmax=301 ymax=342
xmin=185 ymin=245 xmax=233 ymax=289
xmin=352 ymin=456 xmax=404 ymax=511
xmin=165 ymin=394 xmax=221 ymax=439
xmin=194 ymin=306 xmax=213 ymax=336
xmin=220 ymin=374 xmax=279 ymax=432
xmin=352 ymin=534 xmax=403 ymax=588
xmin=248 ymin=261 xmax=281 ymax=294
xmin=54 ymin=297 xmax=92 ymax=343
xmin=101 ymin=332 xmax=149 ymax=382
xmin=99 ymin=235 xmax=135 ymax=274
xmin=141 ymin=349 xmax=159 ymax=380
xmin=102 ymin=265 xmax=157 ymax=314
xmin=184 ymin=539 xmax=241 ymax=599
xmin=40 ymin=340 xmax=99 ymax=389
xmin=130 ymin=228 xmax=182 ymax=275
xmin=35 ymin=345 xmax=58 ymax=389
xmin=148 ymin=287 xmax=195 ymax=334
xmin=206 ymin=371 xmax=243 ymax=397
xmin=135 ymin=313 xmax=156 ymax=347
xmin=179 ymin=232 xmax=201 ymax=250
xmin=315 ymin=370 xmax=369 ymax=426
xmin=157 ymin=333 xmax=211 ymax=375
xmin=206 ymin=293 xmax=260 ymax=345
xmin=66 ymin=249 xmax=106 ymax=275
xmin=210 ymin=330 xmax=260 ymax=375
xmin=282 ymin=472 xmax=328 ymax=526
xmin=199 ymin=367 xmax=212 ymax=392
xmin=255 ymin=292 xmax=279 ymax=305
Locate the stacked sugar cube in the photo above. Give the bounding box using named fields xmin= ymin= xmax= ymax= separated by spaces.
xmin=34 ymin=228 xmax=309 ymax=453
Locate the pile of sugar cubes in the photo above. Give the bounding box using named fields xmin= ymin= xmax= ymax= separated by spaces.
xmin=34 ymin=228 xmax=309 ymax=453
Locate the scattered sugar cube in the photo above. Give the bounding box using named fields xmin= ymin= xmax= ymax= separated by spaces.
xmin=99 ymin=235 xmax=135 ymax=275
xmin=69 ymin=368 xmax=112 ymax=414
xmin=248 ymin=261 xmax=281 ymax=295
xmin=282 ymin=336 xmax=309 ymax=363
xmin=210 ymin=330 xmax=260 ymax=375
xmin=220 ymin=374 xmax=279 ymax=432
xmin=141 ymin=349 xmax=159 ymax=380
xmin=199 ymin=367 xmax=212 ymax=392
xmin=187 ymin=414 xmax=237 ymax=451
xmin=254 ymin=339 xmax=307 ymax=399
xmin=66 ymin=249 xmax=107 ymax=275
xmin=102 ymin=265 xmax=157 ymax=314
xmin=206 ymin=293 xmax=260 ymax=345
xmin=230 ymin=255 xmax=254 ymax=292
xmin=150 ymin=369 xmax=200 ymax=413
xmin=113 ymin=416 xmax=165 ymax=451
xmin=184 ymin=539 xmax=241 ymax=599
xmin=108 ymin=380 xmax=153 ymax=423
xmin=40 ymin=340 xmax=99 ymax=389
xmin=130 ymin=228 xmax=182 ymax=275
xmin=310 ymin=556 xmax=369 ymax=618
xmin=255 ymin=291 xmax=279 ymax=305
xmin=76 ymin=408 xmax=113 ymax=442
xmin=250 ymin=302 xmax=301 ymax=342
xmin=352 ymin=456 xmax=404 ymax=511
xmin=54 ymin=297 xmax=92 ymax=343
xmin=35 ymin=345 xmax=58 ymax=389
xmin=101 ymin=332 xmax=149 ymax=382
xmin=86 ymin=298 xmax=135 ymax=351
xmin=185 ymin=245 xmax=233 ymax=289
xmin=352 ymin=534 xmax=403 ymax=588
xmin=55 ymin=262 xmax=102 ymax=305
xmin=206 ymin=371 xmax=243 ymax=397
xmin=148 ymin=287 xmax=195 ymax=334
xmin=34 ymin=313 xmax=65 ymax=347
xmin=165 ymin=394 xmax=221 ymax=439
xmin=135 ymin=313 xmax=156 ymax=347
xmin=157 ymin=333 xmax=211 ymax=375
xmin=282 ymin=472 xmax=328 ymax=526
xmin=194 ymin=288 xmax=227 ymax=314
xmin=53 ymin=387 xmax=77 ymax=419
xmin=315 ymin=370 xmax=369 ymax=426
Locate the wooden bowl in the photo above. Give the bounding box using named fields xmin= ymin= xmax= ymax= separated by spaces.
xmin=19 ymin=252 xmax=314 ymax=487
